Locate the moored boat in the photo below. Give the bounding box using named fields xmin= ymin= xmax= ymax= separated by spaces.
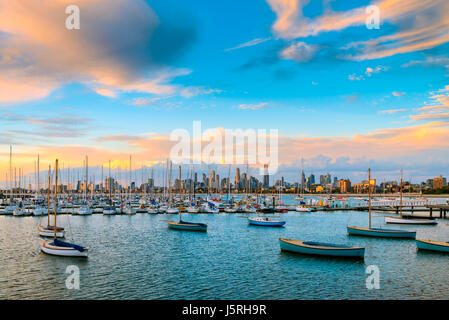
xmin=347 ymin=226 xmax=416 ymax=238
xmin=40 ymin=159 xmax=88 ymax=258
xmin=103 ymin=206 xmax=116 ymax=215
xmin=347 ymin=168 xmax=417 ymax=239
xmin=295 ymin=205 xmax=312 ymax=212
xmin=40 ymin=239 xmax=88 ymax=257
xmin=416 ymin=239 xmax=449 ymax=253
xmin=167 ymin=165 xmax=208 ymax=232
xmin=248 ymin=217 xmax=285 ymax=227
xmin=167 ymin=220 xmax=208 ymax=232
xmin=279 ymin=238 xmax=364 ymax=258
xmin=385 ymin=216 xmax=437 ymax=225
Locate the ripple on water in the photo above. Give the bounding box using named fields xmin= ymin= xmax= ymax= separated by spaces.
xmin=1 ymin=200 xmax=449 ymax=299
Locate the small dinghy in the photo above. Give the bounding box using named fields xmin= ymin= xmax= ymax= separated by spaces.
xmin=385 ymin=217 xmax=437 ymax=225
xmin=347 ymin=226 xmax=416 ymax=239
xmin=279 ymin=238 xmax=364 ymax=258
xmin=40 ymin=239 xmax=88 ymax=258
xmin=248 ymin=217 xmax=285 ymax=227
xmin=167 ymin=220 xmax=208 ymax=232
xmin=296 ymin=205 xmax=312 ymax=212
xmin=38 ymin=224 xmax=65 ymax=238
xmin=224 ymin=207 xmax=237 ymax=213
xmin=416 ymin=239 xmax=449 ymax=253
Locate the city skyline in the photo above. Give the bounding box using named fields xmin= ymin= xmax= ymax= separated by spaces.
xmin=1 ymin=1 xmax=449 ymax=182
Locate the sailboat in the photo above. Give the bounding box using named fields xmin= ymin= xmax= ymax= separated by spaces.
xmin=40 ymin=159 xmax=88 ymax=257
xmin=167 ymin=165 xmax=207 ymax=232
xmin=295 ymin=158 xmax=305 ymax=201
xmin=416 ymin=239 xmax=449 ymax=253
xmin=103 ymin=160 xmax=116 ymax=215
xmin=38 ymin=165 xmax=65 ymax=238
xmin=347 ymin=168 xmax=416 ymax=238
xmin=124 ymin=155 xmax=136 ymax=215
xmin=385 ymin=170 xmax=437 ymax=225
xmin=75 ymin=155 xmax=93 ymax=215
xmin=248 ymin=182 xmax=285 ymax=227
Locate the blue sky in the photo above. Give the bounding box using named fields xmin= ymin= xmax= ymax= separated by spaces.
xmin=1 ymin=0 xmax=449 ymax=183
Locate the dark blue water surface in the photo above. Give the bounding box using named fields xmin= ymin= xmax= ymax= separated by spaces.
xmin=1 ymin=206 xmax=449 ymax=299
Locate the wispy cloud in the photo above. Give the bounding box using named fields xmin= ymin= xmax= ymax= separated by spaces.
xmin=238 ymin=102 xmax=268 ymax=110
xmin=349 ymin=66 xmax=389 ymax=81
xmin=279 ymin=41 xmax=319 ymax=62
xmin=225 ymin=37 xmax=271 ymax=51
xmin=266 ymin=0 xmax=449 ymax=61
xmin=411 ymin=85 xmax=449 ymax=121
xmin=379 ymin=108 xmax=408 ymax=114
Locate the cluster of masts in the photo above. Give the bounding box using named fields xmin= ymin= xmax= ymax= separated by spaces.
xmin=4 ymin=161 xmax=449 ymax=259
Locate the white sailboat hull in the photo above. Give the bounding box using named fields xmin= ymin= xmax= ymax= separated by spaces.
xmin=296 ymin=206 xmax=312 ymax=212
xmin=38 ymin=225 xmax=65 ymax=238
xmin=385 ymin=217 xmax=437 ymax=225
xmin=40 ymin=240 xmax=88 ymax=257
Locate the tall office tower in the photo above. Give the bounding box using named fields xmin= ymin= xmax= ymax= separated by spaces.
xmin=320 ymin=175 xmax=325 ymax=185
xmin=235 ymin=168 xmax=240 ymax=189
xmin=263 ymin=164 xmax=269 ymax=188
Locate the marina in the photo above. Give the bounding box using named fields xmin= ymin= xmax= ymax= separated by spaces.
xmin=1 ymin=0 xmax=449 ymax=305
xmin=1 ymin=193 xmax=449 ymax=299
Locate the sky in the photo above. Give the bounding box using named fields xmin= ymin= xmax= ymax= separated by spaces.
xmin=1 ymin=0 xmax=449 ymax=185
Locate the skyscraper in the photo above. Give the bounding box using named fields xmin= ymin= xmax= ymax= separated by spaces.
xmin=263 ymin=164 xmax=269 ymax=188
xmin=235 ymin=168 xmax=240 ymax=189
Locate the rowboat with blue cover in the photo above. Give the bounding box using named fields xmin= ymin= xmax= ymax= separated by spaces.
xmin=416 ymin=239 xmax=449 ymax=253
xmin=40 ymin=239 xmax=89 ymax=257
xmin=248 ymin=217 xmax=285 ymax=227
xmin=279 ymin=238 xmax=365 ymax=258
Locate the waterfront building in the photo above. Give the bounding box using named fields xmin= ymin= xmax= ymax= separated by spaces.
xmin=433 ymin=175 xmax=447 ymax=189
xmin=337 ymin=179 xmax=351 ymax=193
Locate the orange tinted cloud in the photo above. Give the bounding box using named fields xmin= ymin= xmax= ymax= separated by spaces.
xmin=2 ymin=121 xmax=449 ymax=176
xmin=0 ymin=0 xmax=205 ymax=103
xmin=267 ymin=0 xmax=449 ymax=61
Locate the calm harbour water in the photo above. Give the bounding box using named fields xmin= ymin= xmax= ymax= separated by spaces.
xmin=1 ymin=198 xmax=449 ymax=299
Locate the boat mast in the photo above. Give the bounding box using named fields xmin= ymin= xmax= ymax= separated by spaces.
xmin=47 ymin=165 xmax=51 ymax=227
xmin=9 ymin=145 xmax=12 ymax=203
xmin=54 ymin=159 xmax=58 ymax=239
xmin=109 ymin=160 xmax=111 ymax=203
xmin=37 ymin=154 xmax=40 ymax=197
xmin=399 ymin=169 xmax=403 ymax=218
xmin=178 ymin=165 xmax=182 ymax=222
xmin=368 ymin=168 xmax=371 ymax=229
